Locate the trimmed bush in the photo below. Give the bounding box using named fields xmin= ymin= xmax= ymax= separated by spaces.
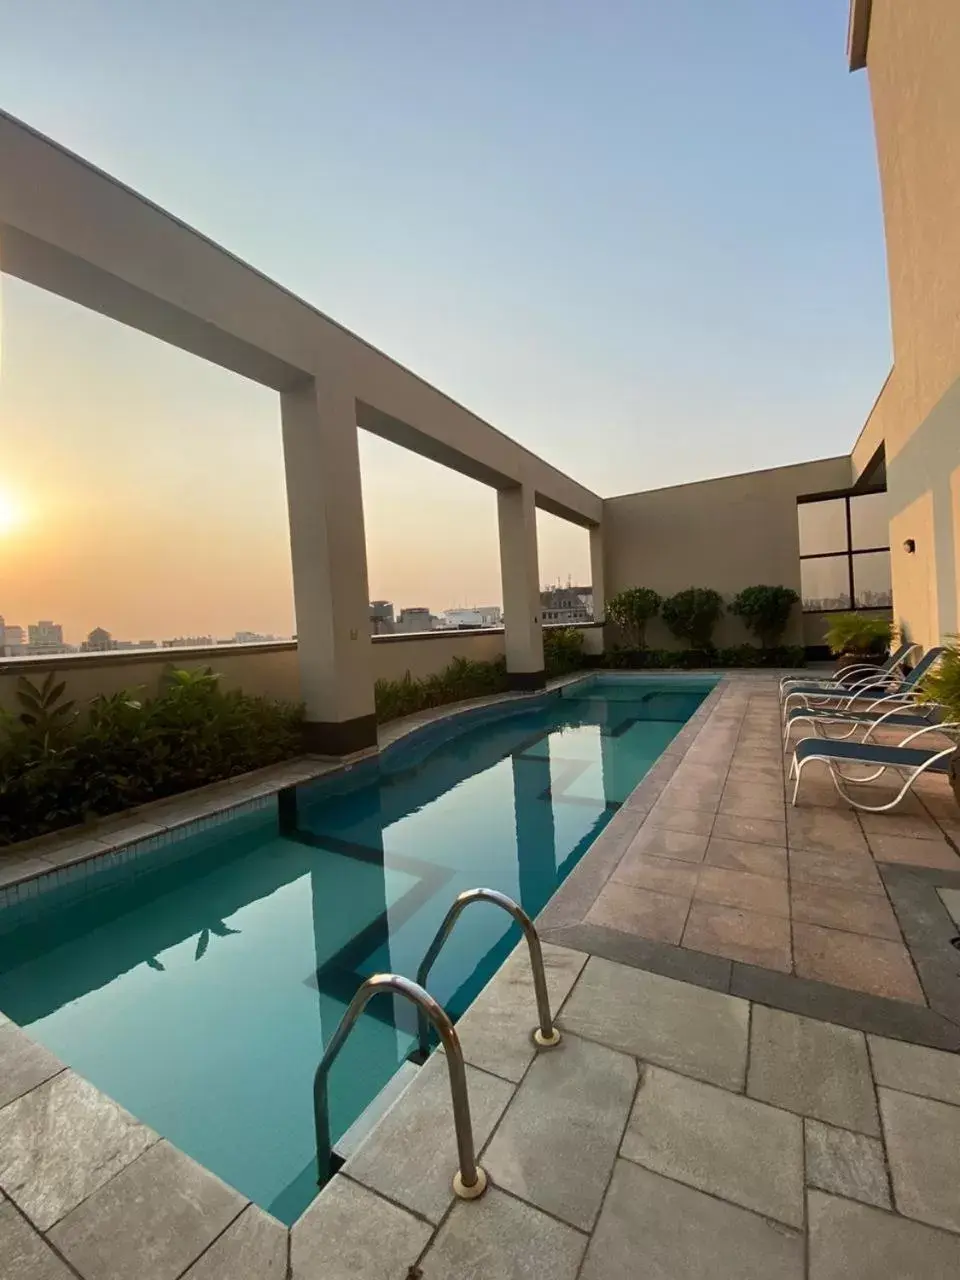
xmin=606 ymin=588 xmax=661 ymax=650
xmin=374 ymin=656 xmax=509 ymax=723
xmin=662 ymin=588 xmax=724 ymax=650
xmin=729 ymin=585 xmax=799 ymax=648
xmin=0 ymin=668 xmax=302 ymax=846
xmin=603 ymin=645 xmax=805 ymax=671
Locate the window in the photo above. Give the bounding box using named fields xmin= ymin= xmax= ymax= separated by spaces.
xmin=797 ymin=490 xmax=891 ymax=612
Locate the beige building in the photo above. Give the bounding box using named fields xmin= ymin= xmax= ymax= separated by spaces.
xmin=0 ymin=0 xmax=957 ymax=740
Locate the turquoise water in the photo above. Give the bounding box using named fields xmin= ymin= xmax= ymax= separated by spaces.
xmin=0 ymin=675 xmax=713 ymax=1223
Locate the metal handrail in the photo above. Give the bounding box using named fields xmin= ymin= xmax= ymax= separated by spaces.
xmin=415 ymin=888 xmax=561 ymax=1064
xmin=313 ymin=973 xmax=487 ymax=1201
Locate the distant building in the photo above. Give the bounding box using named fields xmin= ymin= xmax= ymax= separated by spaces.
xmin=395 ymin=607 xmax=434 ymax=634
xmin=28 ymin=620 xmax=67 ymax=654
xmin=230 ymin=631 xmax=278 ymax=644
xmin=83 ymin=627 xmax=113 ymax=652
xmin=438 ymin=609 xmax=484 ymax=630
xmin=1 ymin=622 xmax=25 ymax=656
xmin=369 ymin=601 xmax=395 ymax=635
xmin=162 ymin=636 xmax=213 ymax=648
xmin=540 ymin=587 xmax=593 ymax=625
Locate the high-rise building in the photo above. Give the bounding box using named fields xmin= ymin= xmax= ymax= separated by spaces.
xmin=83 ymin=627 xmax=113 ymax=652
xmin=395 ymin=607 xmax=434 ymax=634
xmin=1 ymin=622 xmax=26 ymax=655
xmin=369 ymin=601 xmax=395 ymax=635
xmin=28 ymin=620 xmax=66 ymax=654
xmin=540 ymin=587 xmax=593 ymax=624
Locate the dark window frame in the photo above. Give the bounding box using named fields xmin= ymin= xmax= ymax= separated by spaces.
xmin=797 ymin=487 xmax=891 ymax=614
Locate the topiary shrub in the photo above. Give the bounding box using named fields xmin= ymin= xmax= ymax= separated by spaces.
xmin=662 ymin=588 xmax=724 ymax=650
xmin=729 ymin=585 xmax=800 ymax=648
xmin=606 ymin=588 xmax=662 ymax=650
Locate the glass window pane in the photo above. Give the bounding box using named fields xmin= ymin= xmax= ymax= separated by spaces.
xmin=850 ymin=491 xmax=889 ymax=550
xmin=801 ymin=556 xmax=851 ymax=611
xmin=853 ymin=551 xmax=892 ymax=607
xmin=798 ymin=499 xmax=847 ymax=555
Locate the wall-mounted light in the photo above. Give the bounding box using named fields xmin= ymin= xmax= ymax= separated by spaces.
xmin=903 ymin=538 xmax=916 ymax=554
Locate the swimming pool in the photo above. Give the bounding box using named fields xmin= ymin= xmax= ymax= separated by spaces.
xmin=0 ymin=674 xmax=715 ymax=1223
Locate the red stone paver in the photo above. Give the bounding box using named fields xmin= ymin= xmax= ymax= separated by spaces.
xmin=683 ymin=901 xmax=792 ymax=973
xmin=790 ymin=881 xmax=901 ymax=941
xmin=625 ymin=826 xmax=709 ymax=865
xmin=696 ymin=866 xmax=790 ymax=918
xmin=865 ymin=835 xmax=960 ymax=871
xmin=704 ymin=837 xmax=788 ymax=880
xmin=711 ymin=814 xmax=786 ymax=847
xmin=613 ymin=851 xmax=700 ymax=898
xmin=792 ymin=923 xmax=924 ymax=1004
xmin=788 ymin=848 xmax=885 ymax=896
xmin=586 ymin=882 xmax=689 ymax=945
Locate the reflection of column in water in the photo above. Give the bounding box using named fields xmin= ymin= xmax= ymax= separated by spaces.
xmin=597 ymin=697 xmax=619 ymax=808
xmin=511 ymin=740 xmax=557 ymax=916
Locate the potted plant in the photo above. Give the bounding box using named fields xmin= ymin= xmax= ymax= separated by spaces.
xmin=824 ymin=613 xmax=892 ymax=676
xmin=729 ymin=585 xmax=800 ymax=650
xmin=916 ymin=638 xmax=960 ymax=807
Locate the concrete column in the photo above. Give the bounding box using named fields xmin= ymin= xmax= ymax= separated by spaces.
xmin=280 ymin=378 xmax=376 ymax=754
xmin=589 ymin=523 xmax=606 ymax=622
xmin=497 ymin=484 xmax=544 ymax=689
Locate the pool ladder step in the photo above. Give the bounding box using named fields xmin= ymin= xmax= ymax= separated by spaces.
xmin=313 ymin=888 xmax=560 ymax=1203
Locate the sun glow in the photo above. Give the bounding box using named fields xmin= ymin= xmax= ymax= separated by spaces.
xmin=0 ymin=487 xmax=24 ymax=535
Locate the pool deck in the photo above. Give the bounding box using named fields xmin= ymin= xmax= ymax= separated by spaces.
xmin=1 ymin=672 xmax=959 ymax=1278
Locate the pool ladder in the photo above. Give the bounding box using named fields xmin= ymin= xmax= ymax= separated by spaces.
xmin=313 ymin=888 xmax=561 ymax=1202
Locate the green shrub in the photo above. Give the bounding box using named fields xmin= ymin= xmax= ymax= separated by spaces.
xmin=543 ymin=627 xmax=585 ymax=677
xmin=603 ymin=645 xmax=805 ymax=671
xmin=662 ymin=588 xmax=724 ymax=650
xmin=606 ymin=588 xmax=662 ymax=650
xmin=374 ymin=656 xmax=509 ymax=724
xmin=917 ymin=637 xmax=960 ymax=719
xmin=729 ymin=585 xmax=799 ymax=648
xmin=0 ymin=668 xmax=302 ymax=846
xmin=824 ymin=613 xmax=892 ymax=657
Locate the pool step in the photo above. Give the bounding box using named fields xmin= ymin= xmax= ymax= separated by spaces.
xmin=333 ymin=1059 xmax=420 ymax=1164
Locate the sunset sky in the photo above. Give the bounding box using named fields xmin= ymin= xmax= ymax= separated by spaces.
xmin=0 ymin=1 xmax=892 ymax=643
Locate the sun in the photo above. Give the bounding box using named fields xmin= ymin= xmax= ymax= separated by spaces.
xmin=0 ymin=487 xmax=23 ymax=535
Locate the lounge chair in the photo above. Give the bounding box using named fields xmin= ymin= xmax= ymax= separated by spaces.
xmin=778 ymin=641 xmax=917 ymax=699
xmin=782 ymin=692 xmax=943 ymax=748
xmin=789 ymin=722 xmax=958 ymax=812
xmin=781 ymin=647 xmax=943 ymax=722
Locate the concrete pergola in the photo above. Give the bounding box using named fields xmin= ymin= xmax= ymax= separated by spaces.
xmin=0 ymin=111 xmax=604 ymax=752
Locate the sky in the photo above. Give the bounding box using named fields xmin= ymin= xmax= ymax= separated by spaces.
xmin=0 ymin=0 xmax=893 ymax=643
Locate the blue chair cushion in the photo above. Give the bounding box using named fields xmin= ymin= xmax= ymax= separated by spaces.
xmin=794 ymin=737 xmax=955 ymax=773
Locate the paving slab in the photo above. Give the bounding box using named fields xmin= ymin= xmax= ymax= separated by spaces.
xmin=182 ymin=1204 xmax=287 ymax=1278
xmin=0 ymin=1070 xmax=158 ymax=1229
xmin=792 ymin=922 xmax=925 ymax=1004
xmin=290 ymin=1175 xmax=431 ymax=1280
xmin=747 ymin=1005 xmax=879 ymax=1133
xmin=0 ymin=1020 xmax=64 ymax=1109
xmin=586 ymin=880 xmax=690 ymax=942
xmin=808 ymin=1189 xmax=960 ymax=1280
xmin=621 ymin=1064 xmax=803 ymax=1227
xmin=454 ymin=942 xmax=588 ymax=1083
xmin=48 ymin=1141 xmax=246 ymax=1280
xmin=580 ymin=1159 xmax=804 ymax=1280
xmin=483 ymin=1033 xmax=636 ymax=1231
xmin=0 ymin=1196 xmax=75 ymax=1280
xmin=879 ymin=1087 xmax=960 ymax=1234
xmin=939 ymin=886 xmax=960 ymax=926
xmin=804 ymin=1119 xmax=890 ymax=1208
xmin=559 ymin=956 xmax=749 ymax=1090
xmin=868 ymin=1034 xmax=960 ymax=1105
xmin=418 ymin=1185 xmax=587 ymax=1280
xmin=343 ymin=1052 xmax=513 ymax=1223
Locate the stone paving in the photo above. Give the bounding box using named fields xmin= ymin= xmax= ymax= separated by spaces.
xmin=1 ymin=672 xmax=959 ymax=1277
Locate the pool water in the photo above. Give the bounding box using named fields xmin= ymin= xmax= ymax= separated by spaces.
xmin=0 ymin=675 xmax=713 ymax=1223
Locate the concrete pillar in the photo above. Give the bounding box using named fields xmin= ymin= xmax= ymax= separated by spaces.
xmin=280 ymin=378 xmax=377 ymax=754
xmin=589 ymin=523 xmax=606 ymax=622
xmin=497 ymin=484 xmax=544 ymax=689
